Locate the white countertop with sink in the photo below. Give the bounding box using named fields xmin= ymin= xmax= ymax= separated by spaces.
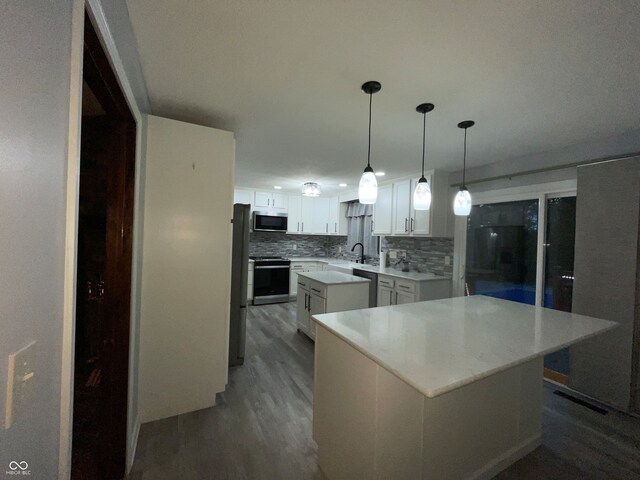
xmin=313 ymin=295 xmax=616 ymax=398
xmin=298 ymin=270 xmax=371 ymax=286
xmin=288 ymin=256 xmax=450 ymax=282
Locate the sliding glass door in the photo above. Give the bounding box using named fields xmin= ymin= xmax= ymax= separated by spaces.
xmin=465 ymin=199 xmax=539 ymax=305
xmin=542 ymin=196 xmax=577 ymax=380
xmin=461 ymin=189 xmax=577 ymax=383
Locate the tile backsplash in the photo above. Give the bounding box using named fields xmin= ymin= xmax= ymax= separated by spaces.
xmin=249 ymin=232 xmax=337 ymax=257
xmin=250 ymin=232 xmax=454 ymax=275
xmin=382 ymin=237 xmax=454 ymax=275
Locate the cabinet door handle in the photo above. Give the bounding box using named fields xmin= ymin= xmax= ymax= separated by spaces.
xmin=411 ymin=218 xmax=414 ymax=232
xmin=326 ymin=223 xmax=328 ymax=233
xmin=398 ymin=284 xmax=411 ymax=290
xmin=390 ymin=290 xmax=393 ymax=305
xmin=335 ymin=222 xmax=337 ymax=233
xmin=405 ymin=218 xmax=408 ymax=232
xmin=301 ymin=222 xmax=304 ymax=231
xmin=311 ymin=287 xmax=322 ymax=293
xmin=307 ymin=294 xmax=311 ymax=312
xmin=395 ymin=292 xmax=398 ymax=304
xmin=304 ymin=293 xmax=308 ymax=310
xmin=267 ymin=198 xmax=270 ymax=206
xmin=371 ymin=221 xmax=374 ymax=233
xmin=297 ymin=221 xmax=300 ymax=232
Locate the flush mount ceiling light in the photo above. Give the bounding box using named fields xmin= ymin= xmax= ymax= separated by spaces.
xmin=453 ymin=120 xmax=475 ymax=216
xmin=302 ymin=182 xmax=321 ymax=197
xmin=273 ymin=186 xmax=282 ymax=190
xmin=413 ymin=103 xmax=435 ymax=211
xmin=358 ymin=81 xmax=381 ymax=204
xmin=339 ymin=183 xmax=348 ymax=187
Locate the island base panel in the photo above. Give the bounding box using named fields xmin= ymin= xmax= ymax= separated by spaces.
xmin=314 ymin=326 xmax=543 ymax=480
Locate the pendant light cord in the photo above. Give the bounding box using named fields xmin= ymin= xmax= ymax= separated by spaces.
xmin=462 ymin=127 xmax=467 ymax=188
xmin=421 ymin=112 xmax=426 ymax=177
xmin=367 ymin=92 xmax=372 ymax=168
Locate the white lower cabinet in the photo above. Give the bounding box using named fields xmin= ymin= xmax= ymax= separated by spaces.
xmin=376 ymin=274 xmax=451 ymax=306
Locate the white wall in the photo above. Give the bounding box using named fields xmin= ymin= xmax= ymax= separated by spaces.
xmin=138 ymin=115 xmax=234 ymax=423
xmin=0 ymin=1 xmax=75 ymax=477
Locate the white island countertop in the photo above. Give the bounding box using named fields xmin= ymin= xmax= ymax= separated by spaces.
xmin=313 ymin=296 xmax=616 ymax=398
xmin=298 ymin=270 xmax=370 ymax=286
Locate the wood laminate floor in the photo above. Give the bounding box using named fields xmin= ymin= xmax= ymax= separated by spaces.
xmin=129 ymin=302 xmax=640 ymax=480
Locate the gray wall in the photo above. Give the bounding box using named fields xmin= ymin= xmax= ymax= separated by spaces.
xmin=0 ymin=1 xmax=74 ymax=476
xmin=448 ymin=128 xmax=640 ymax=193
xmin=569 ymin=157 xmax=640 ymax=412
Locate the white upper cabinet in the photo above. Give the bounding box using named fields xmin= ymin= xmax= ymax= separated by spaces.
xmin=287 ymin=195 xmax=302 ymax=233
xmin=380 ymin=170 xmax=452 ymax=238
xmin=393 ymin=179 xmax=411 ymax=235
xmin=271 ymin=192 xmax=287 ymax=209
xmin=254 ymin=191 xmax=287 ymax=210
xmin=328 ymin=198 xmax=340 ymax=235
xmin=312 ymin=197 xmax=331 ymax=234
xmin=373 ymin=184 xmax=393 ymax=235
xmin=300 ymin=196 xmax=314 ymax=233
xmin=234 ymin=188 xmax=253 ymax=206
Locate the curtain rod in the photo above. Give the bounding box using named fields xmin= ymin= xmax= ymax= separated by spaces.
xmin=450 ymin=151 xmax=640 ymax=188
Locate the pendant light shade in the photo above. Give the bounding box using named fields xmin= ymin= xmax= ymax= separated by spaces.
xmin=453 ymin=120 xmax=475 ymax=216
xmin=453 ymin=187 xmax=472 ymax=216
xmin=413 ymin=103 xmax=434 ymax=211
xmin=359 ymin=166 xmax=378 ymax=204
xmin=358 ymin=81 xmax=381 ymax=205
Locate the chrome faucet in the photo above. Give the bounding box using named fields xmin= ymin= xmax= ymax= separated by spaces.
xmin=351 ymin=242 xmax=365 ymax=264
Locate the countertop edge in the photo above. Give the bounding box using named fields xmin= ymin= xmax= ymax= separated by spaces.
xmin=312 ymin=315 xmax=618 ymax=399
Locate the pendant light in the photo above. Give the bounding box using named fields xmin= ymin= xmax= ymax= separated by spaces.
xmin=413 ymin=103 xmax=434 ymax=210
xmin=453 ymin=120 xmax=475 ymax=216
xmin=358 ymin=81 xmax=381 ymax=204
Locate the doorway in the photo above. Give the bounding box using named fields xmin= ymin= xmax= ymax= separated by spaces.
xmin=71 ymin=13 xmax=136 ymax=479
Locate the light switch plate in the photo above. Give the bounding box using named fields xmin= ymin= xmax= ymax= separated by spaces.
xmin=4 ymin=340 xmax=36 ymax=430
xmin=292 ymin=244 xmax=297 ymax=250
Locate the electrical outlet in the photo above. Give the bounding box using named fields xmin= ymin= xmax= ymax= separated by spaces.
xmin=388 ymin=250 xmax=397 ymax=259
xmin=338 ymin=246 xmax=342 ymax=253
xmin=5 ymin=340 xmax=36 ymax=430
xmin=292 ymin=244 xmax=297 ymax=250
xmin=445 ymin=255 xmax=451 ymax=266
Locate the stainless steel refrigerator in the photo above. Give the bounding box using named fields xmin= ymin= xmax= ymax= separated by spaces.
xmin=229 ymin=203 xmax=250 ymax=366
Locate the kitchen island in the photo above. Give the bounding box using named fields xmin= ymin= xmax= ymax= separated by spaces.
xmin=312 ymin=296 xmax=616 ymax=480
xmin=296 ymin=271 xmax=370 ymax=340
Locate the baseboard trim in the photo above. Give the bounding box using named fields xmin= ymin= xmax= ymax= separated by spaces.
xmin=127 ymin=418 xmax=141 ymax=474
xmin=471 ymin=434 xmax=541 ymax=480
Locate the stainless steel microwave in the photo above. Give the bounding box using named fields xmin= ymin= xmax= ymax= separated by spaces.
xmin=253 ymin=211 xmax=288 ymax=232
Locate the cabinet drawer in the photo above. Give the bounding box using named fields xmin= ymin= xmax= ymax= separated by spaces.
xmin=297 ymin=277 xmax=309 ymax=289
xmin=378 ymin=276 xmax=395 ymax=288
xmin=309 ymin=281 xmax=327 ymax=299
xmin=395 ymin=279 xmax=416 ymax=293
xmin=290 ymin=262 xmax=305 ymax=271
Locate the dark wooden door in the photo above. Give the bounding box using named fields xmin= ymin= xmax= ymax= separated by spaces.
xmin=71 ymin=13 xmax=136 ymax=480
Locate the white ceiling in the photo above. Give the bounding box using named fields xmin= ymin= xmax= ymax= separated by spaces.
xmin=126 ymin=0 xmax=640 ymax=195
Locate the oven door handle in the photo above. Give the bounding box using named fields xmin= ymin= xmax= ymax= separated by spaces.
xmin=255 ymin=265 xmax=290 ymax=269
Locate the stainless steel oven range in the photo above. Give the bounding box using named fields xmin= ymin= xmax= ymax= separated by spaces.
xmin=251 ymin=256 xmax=290 ymax=305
